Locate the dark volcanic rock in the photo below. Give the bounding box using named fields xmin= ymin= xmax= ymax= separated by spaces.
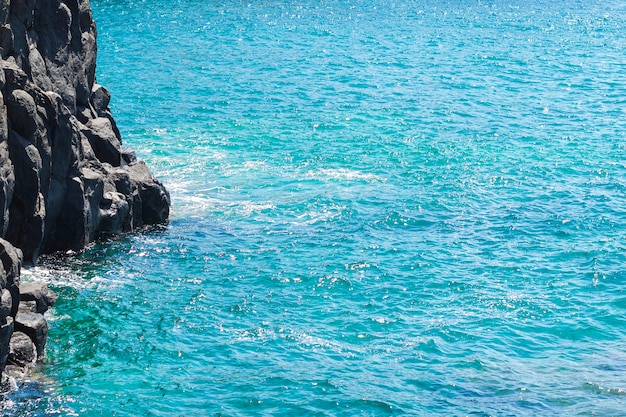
xmin=0 ymin=317 xmax=12 ymax=372
xmin=81 ymin=117 xmax=122 ymax=167
xmin=19 ymin=282 xmax=56 ymax=314
xmin=14 ymin=311 xmax=46 ymax=359
xmin=0 ymin=0 xmax=171 ymax=381
xmin=7 ymin=331 xmax=36 ymax=368
xmin=0 ymin=0 xmax=170 ymax=263
xmin=0 ymin=239 xmax=21 ymax=319
xmin=6 ymin=89 xmax=37 ymax=138
xmin=0 ymin=238 xmax=20 ymax=375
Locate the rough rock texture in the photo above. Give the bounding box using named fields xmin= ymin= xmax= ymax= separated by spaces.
xmin=7 ymin=331 xmax=36 ymax=368
xmin=3 ymin=282 xmax=56 ymax=372
xmin=0 ymin=0 xmax=170 ymax=265
xmin=0 ymin=0 xmax=170 ymax=378
xmin=14 ymin=310 xmax=47 ymax=359
xmin=0 ymin=238 xmax=21 ymax=376
xmin=18 ymin=281 xmax=57 ymax=314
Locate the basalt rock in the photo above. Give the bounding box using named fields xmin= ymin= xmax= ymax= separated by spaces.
xmin=0 ymin=0 xmax=171 ymax=380
xmin=7 ymin=331 xmax=36 ymax=369
xmin=14 ymin=310 xmax=47 ymax=359
xmin=0 ymin=0 xmax=170 ymax=264
xmin=0 ymin=238 xmax=20 ymax=376
xmin=3 ymin=283 xmax=56 ymax=372
xmin=19 ymin=282 xmax=56 ymax=314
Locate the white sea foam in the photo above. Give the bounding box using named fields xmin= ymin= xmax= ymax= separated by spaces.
xmin=291 ymin=206 xmax=346 ymax=226
xmin=21 ymin=265 xmax=89 ymax=291
xmin=237 ymin=202 xmax=276 ymax=217
xmin=304 ymin=168 xmax=381 ymax=182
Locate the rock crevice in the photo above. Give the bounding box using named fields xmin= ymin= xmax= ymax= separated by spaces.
xmin=0 ymin=0 xmax=170 ymax=378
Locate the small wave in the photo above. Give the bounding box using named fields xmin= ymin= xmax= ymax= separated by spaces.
xmin=233 ymin=326 xmax=276 ymax=343
xmin=583 ymin=382 xmax=626 ymax=396
xmin=171 ymin=194 xmax=227 ymax=219
xmin=237 ymin=202 xmax=277 ymax=217
xmin=222 ymin=160 xmax=269 ymax=176
xmin=290 ymin=206 xmax=348 ymax=226
xmin=304 ymin=168 xmax=381 ymax=182
xmin=345 ymin=261 xmax=374 ymax=270
xmin=351 ymin=397 xmax=399 ymax=414
xmin=316 ymin=273 xmax=353 ymax=290
xmin=292 ymin=331 xmax=362 ymax=358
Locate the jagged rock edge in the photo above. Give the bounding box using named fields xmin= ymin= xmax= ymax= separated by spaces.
xmin=0 ymin=0 xmax=171 ymax=381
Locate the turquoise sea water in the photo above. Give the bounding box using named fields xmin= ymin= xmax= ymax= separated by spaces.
xmin=5 ymin=0 xmax=626 ymax=415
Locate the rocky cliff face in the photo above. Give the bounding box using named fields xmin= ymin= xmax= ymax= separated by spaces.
xmin=0 ymin=0 xmax=170 ymax=377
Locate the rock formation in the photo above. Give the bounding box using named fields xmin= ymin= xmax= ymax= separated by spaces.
xmin=0 ymin=0 xmax=171 ymax=379
xmin=0 ymin=239 xmax=21 ymax=377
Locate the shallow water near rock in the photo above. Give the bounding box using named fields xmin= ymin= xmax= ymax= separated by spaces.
xmin=6 ymin=0 xmax=626 ymax=415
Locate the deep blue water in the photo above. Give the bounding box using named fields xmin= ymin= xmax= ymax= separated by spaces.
xmin=4 ymin=0 xmax=626 ymax=415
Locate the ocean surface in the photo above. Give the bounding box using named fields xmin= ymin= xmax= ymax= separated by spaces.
xmin=4 ymin=0 xmax=626 ymax=415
